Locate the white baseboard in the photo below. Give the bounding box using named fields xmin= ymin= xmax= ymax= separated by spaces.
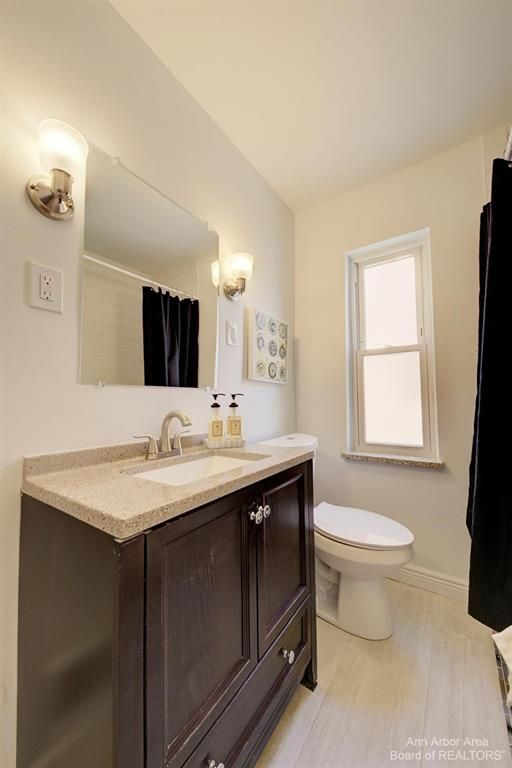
xmin=389 ymin=563 xmax=469 ymax=603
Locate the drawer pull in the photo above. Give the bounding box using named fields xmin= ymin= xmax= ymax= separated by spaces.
xmin=263 ymin=504 xmax=271 ymax=518
xmin=249 ymin=507 xmax=264 ymax=524
xmin=208 ymin=760 xmax=225 ymax=768
xmin=282 ymin=648 xmax=296 ymax=665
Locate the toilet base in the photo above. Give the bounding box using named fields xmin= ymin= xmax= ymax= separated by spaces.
xmin=317 ymin=575 xmax=394 ymax=640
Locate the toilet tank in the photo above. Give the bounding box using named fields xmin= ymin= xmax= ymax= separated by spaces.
xmin=256 ymin=433 xmax=318 ymax=472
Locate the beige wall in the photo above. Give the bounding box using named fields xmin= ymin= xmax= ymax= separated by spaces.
xmin=295 ymin=136 xmax=491 ymax=585
xmin=0 ymin=2 xmax=295 ymax=764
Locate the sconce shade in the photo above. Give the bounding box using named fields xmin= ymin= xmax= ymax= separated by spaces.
xmin=26 ymin=119 xmax=89 ymax=221
xmin=230 ymin=252 xmax=254 ymax=281
xmin=39 ymin=119 xmax=89 ymax=177
xmin=211 ymin=260 xmax=220 ymax=288
xmin=223 ymin=252 xmax=254 ymax=301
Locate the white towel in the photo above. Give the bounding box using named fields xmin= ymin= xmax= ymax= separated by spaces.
xmin=492 ymin=625 xmax=512 ymax=707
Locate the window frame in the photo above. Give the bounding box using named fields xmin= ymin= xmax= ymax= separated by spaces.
xmin=345 ymin=228 xmax=439 ymax=461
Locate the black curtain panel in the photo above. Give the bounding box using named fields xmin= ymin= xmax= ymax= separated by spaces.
xmin=178 ymin=297 xmax=200 ymax=388
xmin=142 ymin=287 xmax=199 ymax=388
xmin=467 ymin=158 xmax=512 ymax=631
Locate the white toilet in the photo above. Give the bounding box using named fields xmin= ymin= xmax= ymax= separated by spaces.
xmin=257 ymin=433 xmax=414 ymax=640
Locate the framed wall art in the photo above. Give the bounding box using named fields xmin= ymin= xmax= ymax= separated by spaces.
xmin=247 ymin=308 xmax=288 ymax=384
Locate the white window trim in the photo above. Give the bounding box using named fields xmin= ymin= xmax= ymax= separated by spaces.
xmin=345 ymin=228 xmax=440 ymax=462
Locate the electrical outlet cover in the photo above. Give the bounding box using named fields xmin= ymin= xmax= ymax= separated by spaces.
xmin=28 ymin=262 xmax=63 ymax=313
xmin=39 ymin=271 xmax=56 ymax=301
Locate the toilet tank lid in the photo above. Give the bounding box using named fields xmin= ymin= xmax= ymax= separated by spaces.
xmin=256 ymin=433 xmax=318 ymax=449
xmin=314 ymin=502 xmax=414 ymax=550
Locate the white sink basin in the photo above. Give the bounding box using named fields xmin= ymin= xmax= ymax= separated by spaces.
xmin=136 ymin=454 xmax=257 ymax=487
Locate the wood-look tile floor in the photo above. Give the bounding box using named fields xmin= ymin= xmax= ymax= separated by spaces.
xmin=257 ymin=581 xmax=511 ymax=768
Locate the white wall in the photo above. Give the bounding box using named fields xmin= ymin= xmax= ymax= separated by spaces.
xmin=295 ymin=135 xmax=493 ymax=589
xmin=0 ymin=2 xmax=295 ymax=764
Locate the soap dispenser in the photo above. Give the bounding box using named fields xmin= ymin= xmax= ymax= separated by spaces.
xmin=227 ymin=393 xmax=244 ymax=438
xmin=208 ymin=393 xmax=225 ymax=440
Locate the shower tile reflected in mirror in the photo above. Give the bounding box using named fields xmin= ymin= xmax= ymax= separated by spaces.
xmin=80 ymin=146 xmax=219 ymax=388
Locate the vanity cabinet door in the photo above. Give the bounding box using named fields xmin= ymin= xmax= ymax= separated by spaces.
xmin=256 ymin=461 xmax=313 ymax=657
xmin=145 ymin=489 xmax=257 ymax=768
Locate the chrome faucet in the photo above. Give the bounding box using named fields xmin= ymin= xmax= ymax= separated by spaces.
xmin=160 ymin=410 xmax=192 ymax=454
xmin=134 ymin=410 xmax=193 ymax=460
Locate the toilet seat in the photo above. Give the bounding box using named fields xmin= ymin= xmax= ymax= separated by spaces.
xmin=314 ymin=502 xmax=414 ymax=551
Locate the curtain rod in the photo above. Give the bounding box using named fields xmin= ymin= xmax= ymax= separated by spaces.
xmin=83 ymin=254 xmax=198 ymax=301
xmin=504 ymin=126 xmax=512 ymax=162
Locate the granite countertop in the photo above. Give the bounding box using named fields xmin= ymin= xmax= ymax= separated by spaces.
xmin=22 ymin=438 xmax=314 ymax=540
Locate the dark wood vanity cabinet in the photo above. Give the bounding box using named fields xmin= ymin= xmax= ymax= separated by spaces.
xmin=17 ymin=460 xmax=316 ymax=768
xmin=257 ymin=468 xmax=311 ymax=656
xmin=146 ymin=490 xmax=258 ymax=768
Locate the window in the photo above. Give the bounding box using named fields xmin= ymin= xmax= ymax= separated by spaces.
xmin=346 ymin=229 xmax=439 ymax=461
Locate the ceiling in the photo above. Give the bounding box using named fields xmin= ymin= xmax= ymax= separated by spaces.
xmin=111 ymin=0 xmax=512 ymax=211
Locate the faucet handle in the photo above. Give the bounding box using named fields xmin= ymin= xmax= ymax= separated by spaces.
xmin=133 ymin=435 xmax=159 ymax=460
xmin=172 ymin=428 xmax=191 ymax=453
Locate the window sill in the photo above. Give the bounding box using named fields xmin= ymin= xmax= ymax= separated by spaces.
xmin=341 ymin=452 xmax=445 ymax=470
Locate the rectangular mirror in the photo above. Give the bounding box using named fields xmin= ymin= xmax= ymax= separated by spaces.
xmin=80 ymin=146 xmax=219 ymax=388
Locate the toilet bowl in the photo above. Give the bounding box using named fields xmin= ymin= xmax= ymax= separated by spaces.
xmin=257 ymin=433 xmax=414 ymax=640
xmin=314 ymin=502 xmax=414 ymax=639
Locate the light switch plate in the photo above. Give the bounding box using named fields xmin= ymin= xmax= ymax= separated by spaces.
xmin=226 ymin=320 xmax=238 ymax=346
xmin=28 ymin=262 xmax=63 ymax=313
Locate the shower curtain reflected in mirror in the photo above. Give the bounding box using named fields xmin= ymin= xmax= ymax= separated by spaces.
xmin=142 ymin=287 xmax=199 ymax=388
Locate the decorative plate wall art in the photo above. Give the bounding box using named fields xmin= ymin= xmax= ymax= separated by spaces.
xmin=247 ymin=308 xmax=288 ymax=384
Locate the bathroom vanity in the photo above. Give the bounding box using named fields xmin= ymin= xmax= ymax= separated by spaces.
xmin=17 ymin=442 xmax=316 ymax=768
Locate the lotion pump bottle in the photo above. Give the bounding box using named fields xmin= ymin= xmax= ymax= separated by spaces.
xmin=208 ymin=393 xmax=225 ymax=439
xmin=227 ymin=393 xmax=244 ymax=438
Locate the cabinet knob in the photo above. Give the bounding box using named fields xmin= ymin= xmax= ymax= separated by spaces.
xmin=249 ymin=507 xmax=263 ymax=525
xmin=208 ymin=761 xmax=225 ymax=768
xmin=282 ymin=648 xmax=296 ymax=665
xmin=263 ymin=504 xmax=271 ymax=518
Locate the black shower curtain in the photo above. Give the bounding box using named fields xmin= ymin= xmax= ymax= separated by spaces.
xmin=142 ymin=287 xmax=199 ymax=388
xmin=467 ymin=158 xmax=512 ymax=631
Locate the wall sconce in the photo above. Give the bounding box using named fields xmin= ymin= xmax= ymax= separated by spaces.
xmin=223 ymin=252 xmax=254 ymax=301
xmin=26 ymin=119 xmax=89 ymax=221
